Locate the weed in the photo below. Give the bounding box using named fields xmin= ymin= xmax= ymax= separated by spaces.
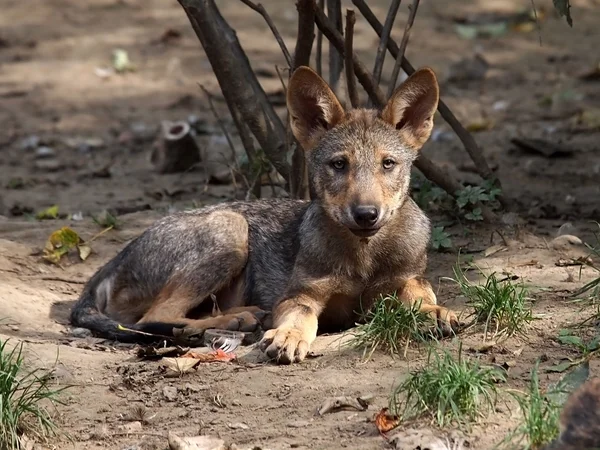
xmin=0 ymin=340 xmax=67 ymax=449
xmin=556 ymin=329 xmax=600 ymax=356
xmin=390 ymin=343 xmax=503 ymax=427
xmin=92 ymin=210 xmax=119 ymax=229
xmin=451 ymin=265 xmax=533 ymax=339
xmin=455 ymin=182 xmax=502 ymax=222
xmin=348 ymin=294 xmax=435 ymax=359
xmin=501 ymin=363 xmax=561 ymax=449
xmin=431 ymin=226 xmax=453 ymax=251
xmin=572 ymin=221 xmax=600 ymax=301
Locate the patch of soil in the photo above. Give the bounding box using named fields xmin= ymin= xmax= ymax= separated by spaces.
xmin=0 ymin=0 xmax=599 ymax=449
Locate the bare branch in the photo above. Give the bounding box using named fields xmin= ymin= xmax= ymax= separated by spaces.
xmin=387 ymin=0 xmax=419 ymax=99
xmin=294 ymin=0 xmax=316 ymax=70
xmin=179 ymin=0 xmax=290 ymax=182
xmin=316 ymin=0 xmax=324 ymax=75
xmin=326 ymin=0 xmax=343 ymax=93
xmin=199 ymin=85 xmax=237 ymax=164
xmin=314 ymin=6 xmax=386 ymax=106
xmin=240 ymin=0 xmax=293 ymax=67
xmin=353 ymin=0 xmax=500 ymax=189
xmin=344 ymin=9 xmax=359 ymax=108
xmin=372 ymin=0 xmax=401 ymax=90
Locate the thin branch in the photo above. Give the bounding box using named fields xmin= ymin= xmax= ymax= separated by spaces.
xmin=387 ymin=0 xmax=419 ymax=99
xmin=179 ymin=0 xmax=290 ymax=183
xmin=314 ymin=6 xmax=386 ymax=106
xmin=239 ymin=0 xmax=293 ymax=67
xmin=344 ymin=9 xmax=359 ymax=108
xmin=316 ymin=0 xmax=325 ymax=75
xmin=326 ymin=0 xmax=343 ymax=94
xmin=352 ymin=0 xmax=502 ymax=197
xmin=200 ymin=85 xmax=237 ymax=163
xmin=229 ymin=102 xmax=262 ymax=199
xmin=294 ymin=0 xmax=316 ymax=70
xmin=372 ymin=0 xmax=401 ymax=90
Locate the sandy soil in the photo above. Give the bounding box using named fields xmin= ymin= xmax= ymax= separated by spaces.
xmin=1 ymin=0 xmax=599 ymax=449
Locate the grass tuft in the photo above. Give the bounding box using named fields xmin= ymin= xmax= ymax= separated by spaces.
xmin=390 ymin=343 xmax=503 ymax=427
xmin=348 ymin=293 xmax=435 ymax=359
xmin=0 ymin=339 xmax=67 ymax=449
xmin=501 ymin=363 xmax=561 ymax=449
xmin=572 ymin=221 xmax=600 ymax=301
xmin=451 ymin=265 xmax=533 ymax=339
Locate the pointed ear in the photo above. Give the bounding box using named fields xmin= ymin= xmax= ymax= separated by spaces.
xmin=381 ymin=67 xmax=440 ymax=151
xmin=287 ymin=66 xmax=345 ymax=150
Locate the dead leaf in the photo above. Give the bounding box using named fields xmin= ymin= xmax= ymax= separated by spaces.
xmin=389 ymin=428 xmax=453 ymax=450
xmin=317 ymin=395 xmax=373 ymax=416
xmin=42 ymin=226 xmax=91 ymax=265
xmin=570 ymin=108 xmax=600 ymax=131
xmin=466 ymin=119 xmax=494 ymax=132
xmin=36 ymin=204 xmax=59 ymax=220
xmin=484 ymin=244 xmax=507 ymax=257
xmin=167 ymin=432 xmax=227 ymax=450
xmin=471 ymin=341 xmax=497 ymax=353
xmin=181 ymin=349 xmax=236 ymax=362
xmin=163 ymin=357 xmax=200 ymax=377
xmin=374 ymin=408 xmax=400 ymax=433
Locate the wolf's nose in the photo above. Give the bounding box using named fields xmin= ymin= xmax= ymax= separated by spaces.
xmin=352 ymin=206 xmax=379 ymax=228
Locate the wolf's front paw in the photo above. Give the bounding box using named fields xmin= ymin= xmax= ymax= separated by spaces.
xmin=259 ymin=326 xmax=311 ymax=364
xmin=429 ymin=306 xmax=460 ymax=337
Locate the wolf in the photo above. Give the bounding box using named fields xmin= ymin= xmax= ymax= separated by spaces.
xmin=70 ymin=65 xmax=459 ymax=364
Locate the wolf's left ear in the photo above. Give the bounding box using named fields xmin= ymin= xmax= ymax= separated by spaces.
xmin=381 ymin=68 xmax=439 ymax=151
xmin=287 ymin=66 xmax=345 ymax=150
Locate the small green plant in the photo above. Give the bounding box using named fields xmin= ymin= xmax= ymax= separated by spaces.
xmin=92 ymin=210 xmax=119 ymax=229
xmin=455 ymin=182 xmax=502 ymax=222
xmin=348 ymin=293 xmax=434 ymax=359
xmin=431 ymin=226 xmax=452 ymax=251
xmin=0 ymin=340 xmax=67 ymax=449
xmin=572 ymin=221 xmax=600 ymax=301
xmin=390 ymin=343 xmax=503 ymax=427
xmin=501 ymin=363 xmax=561 ymax=449
xmin=557 ymin=329 xmax=600 ymax=356
xmin=451 ymin=265 xmax=533 ymax=339
xmin=411 ymin=175 xmax=448 ymax=210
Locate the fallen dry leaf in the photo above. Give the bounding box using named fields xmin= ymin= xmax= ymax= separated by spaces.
xmin=43 ymin=226 xmax=91 ymax=265
xmin=484 ymin=244 xmax=507 ymax=257
xmin=374 ymin=407 xmax=400 ymax=433
xmin=36 ymin=204 xmax=59 ymax=220
xmin=317 ymin=394 xmax=374 ymax=416
xmin=163 ymin=357 xmax=200 ymax=377
xmin=181 ymin=349 xmax=236 ymax=362
xmin=168 ymin=432 xmax=227 ymax=450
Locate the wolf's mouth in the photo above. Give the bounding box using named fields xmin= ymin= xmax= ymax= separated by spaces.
xmin=349 ymin=227 xmax=381 ymax=238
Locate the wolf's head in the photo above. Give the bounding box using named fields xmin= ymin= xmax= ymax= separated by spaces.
xmin=287 ymin=66 xmax=439 ymax=237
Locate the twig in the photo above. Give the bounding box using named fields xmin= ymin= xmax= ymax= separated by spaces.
xmin=352 ymin=0 xmax=504 ymax=207
xmin=314 ymin=6 xmax=386 ymax=106
xmin=37 ymin=276 xmax=86 ymax=284
xmin=228 ymin=102 xmax=262 ymax=199
xmin=387 ymin=0 xmax=419 ymax=99
xmin=316 ymin=0 xmax=324 ymax=75
xmin=200 ymin=85 xmax=237 ymax=164
xmin=239 ymin=0 xmax=293 ymax=67
xmin=344 ymin=9 xmax=359 ymax=108
xmin=294 ymin=0 xmax=316 ymax=70
xmin=372 ymin=0 xmax=401 ymax=90
xmin=179 ymin=0 xmax=290 ymax=183
xmin=326 ymin=0 xmax=343 ymax=94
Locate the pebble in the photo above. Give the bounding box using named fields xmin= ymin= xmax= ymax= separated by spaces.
xmin=71 ymin=327 xmax=92 ymax=338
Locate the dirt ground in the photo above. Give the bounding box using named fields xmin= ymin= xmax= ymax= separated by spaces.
xmin=1 ymin=0 xmax=599 ymax=449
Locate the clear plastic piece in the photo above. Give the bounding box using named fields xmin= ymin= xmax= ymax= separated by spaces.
xmin=203 ymin=329 xmax=244 ymax=353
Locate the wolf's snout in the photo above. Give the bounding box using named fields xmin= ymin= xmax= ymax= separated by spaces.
xmin=352 ymin=205 xmax=379 ymax=228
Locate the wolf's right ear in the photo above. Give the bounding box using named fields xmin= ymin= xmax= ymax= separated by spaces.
xmin=287 ymin=66 xmax=345 ymax=150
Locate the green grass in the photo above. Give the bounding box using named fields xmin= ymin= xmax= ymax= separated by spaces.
xmin=500 ymin=363 xmax=561 ymax=450
xmin=390 ymin=344 xmax=503 ymax=427
xmin=451 ymin=265 xmax=533 ymax=340
xmin=348 ymin=293 xmax=435 ymax=358
xmin=0 ymin=340 xmax=67 ymax=449
xmin=572 ymin=221 xmax=600 ymax=301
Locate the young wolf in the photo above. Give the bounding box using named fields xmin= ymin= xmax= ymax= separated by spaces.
xmin=70 ymin=65 xmax=458 ymax=364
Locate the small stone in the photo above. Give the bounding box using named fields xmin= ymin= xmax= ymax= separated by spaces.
xmin=163 ymin=386 xmax=178 ymax=402
xmin=227 ymin=422 xmax=249 ymax=430
xmin=35 ymin=146 xmax=55 ymax=159
xmin=19 ymin=135 xmax=41 ymax=150
xmin=34 ymin=159 xmax=62 ymax=172
xmin=184 ymin=383 xmax=209 ymax=393
xmin=71 ymin=327 xmax=92 ymax=338
xmin=9 ymin=325 xmax=19 ymax=332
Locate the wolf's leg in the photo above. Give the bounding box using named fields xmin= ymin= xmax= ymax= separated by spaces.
xmin=398 ymin=276 xmax=459 ymax=335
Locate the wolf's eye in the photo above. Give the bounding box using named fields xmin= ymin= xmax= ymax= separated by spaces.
xmin=331 ymin=159 xmax=346 ymax=171
xmin=382 ymin=158 xmax=396 ymax=170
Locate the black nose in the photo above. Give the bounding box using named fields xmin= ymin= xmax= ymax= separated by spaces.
xmin=352 ymin=205 xmax=379 ymax=228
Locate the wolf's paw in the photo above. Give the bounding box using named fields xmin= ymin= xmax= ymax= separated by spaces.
xmin=259 ymin=326 xmax=311 ymax=364
xmin=428 ymin=306 xmax=460 ymax=337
